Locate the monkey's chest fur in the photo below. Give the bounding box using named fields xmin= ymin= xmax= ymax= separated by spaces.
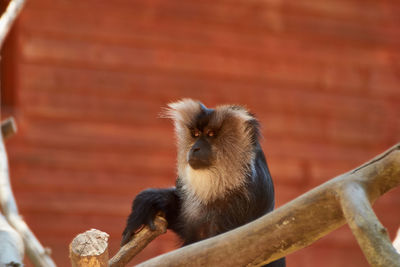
xmin=176 ymin=185 xmax=256 ymax=245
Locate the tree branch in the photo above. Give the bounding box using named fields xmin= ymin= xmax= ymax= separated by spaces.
xmin=1 ymin=117 xmax=17 ymax=140
xmin=340 ymin=182 xmax=400 ymax=266
xmin=69 ymin=229 xmax=109 ymax=267
xmin=0 ymin=0 xmax=27 ymax=49
xmin=394 ymin=228 xmax=400 ymax=254
xmin=0 ymin=213 xmax=24 ymax=266
xmin=109 ymin=215 xmax=167 ymax=267
xmin=0 ymin=118 xmax=56 ymax=267
xmin=69 ymin=216 xmax=167 ymax=267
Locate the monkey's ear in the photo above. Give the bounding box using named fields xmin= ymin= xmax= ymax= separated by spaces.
xmin=161 ymin=98 xmax=202 ymax=124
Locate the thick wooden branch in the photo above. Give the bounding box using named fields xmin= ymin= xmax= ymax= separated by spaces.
xmin=69 ymin=229 xmax=109 ymax=267
xmin=69 ymin=216 xmax=167 ymax=267
xmin=135 ymin=143 xmax=400 ymax=267
xmin=0 ymin=118 xmax=56 ymax=267
xmin=0 ymin=0 xmax=26 ymax=48
xmin=109 ymin=215 xmax=167 ymax=267
xmin=340 ymin=182 xmax=400 ymax=266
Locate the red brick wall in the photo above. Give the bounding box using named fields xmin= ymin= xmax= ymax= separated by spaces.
xmin=1 ymin=0 xmax=400 ymax=266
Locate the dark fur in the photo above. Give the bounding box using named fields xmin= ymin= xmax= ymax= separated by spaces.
xmin=122 ymin=100 xmax=285 ymax=266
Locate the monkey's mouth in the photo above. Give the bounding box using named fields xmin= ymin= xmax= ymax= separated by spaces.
xmin=187 ymin=145 xmax=213 ymax=169
xmin=188 ymin=158 xmax=212 ymax=169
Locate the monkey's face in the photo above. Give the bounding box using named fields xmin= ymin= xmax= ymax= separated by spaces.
xmin=186 ymin=111 xmax=219 ymax=169
xmin=187 ymin=129 xmax=214 ymax=169
xmin=165 ymin=99 xmax=259 ymax=174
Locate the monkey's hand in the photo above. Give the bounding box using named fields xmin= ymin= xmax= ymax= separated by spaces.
xmin=121 ymin=188 xmax=178 ymax=246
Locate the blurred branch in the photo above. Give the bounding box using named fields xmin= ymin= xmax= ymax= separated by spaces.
xmin=0 ymin=0 xmax=26 ymax=49
xmin=0 ymin=213 xmax=24 ymax=266
xmin=1 ymin=117 xmax=17 ymax=139
xmin=0 ymin=118 xmax=56 ymax=267
xmin=394 ymin=228 xmax=400 ymax=254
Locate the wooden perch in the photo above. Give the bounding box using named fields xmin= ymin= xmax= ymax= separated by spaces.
xmin=109 ymin=215 xmax=167 ymax=267
xmin=340 ymin=182 xmax=399 ymax=266
xmin=0 ymin=0 xmax=26 ymax=49
xmin=0 ymin=118 xmax=56 ymax=267
xmin=70 ymin=229 xmax=109 ymax=267
xmin=134 ymin=143 xmax=400 ymax=267
xmin=69 ymin=215 xmax=167 ymax=267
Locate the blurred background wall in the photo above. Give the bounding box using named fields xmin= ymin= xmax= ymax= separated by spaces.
xmin=1 ymin=0 xmax=400 ymax=266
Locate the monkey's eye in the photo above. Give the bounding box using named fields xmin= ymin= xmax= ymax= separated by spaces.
xmin=192 ymin=129 xmax=201 ymax=137
xmin=207 ymin=131 xmax=215 ymax=137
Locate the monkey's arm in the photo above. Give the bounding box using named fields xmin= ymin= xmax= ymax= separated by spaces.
xmin=121 ymin=187 xmax=180 ymax=246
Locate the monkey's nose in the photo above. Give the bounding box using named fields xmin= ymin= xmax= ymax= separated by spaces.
xmin=189 ymin=147 xmax=205 ymax=160
xmin=188 ymin=147 xmax=212 ymax=169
